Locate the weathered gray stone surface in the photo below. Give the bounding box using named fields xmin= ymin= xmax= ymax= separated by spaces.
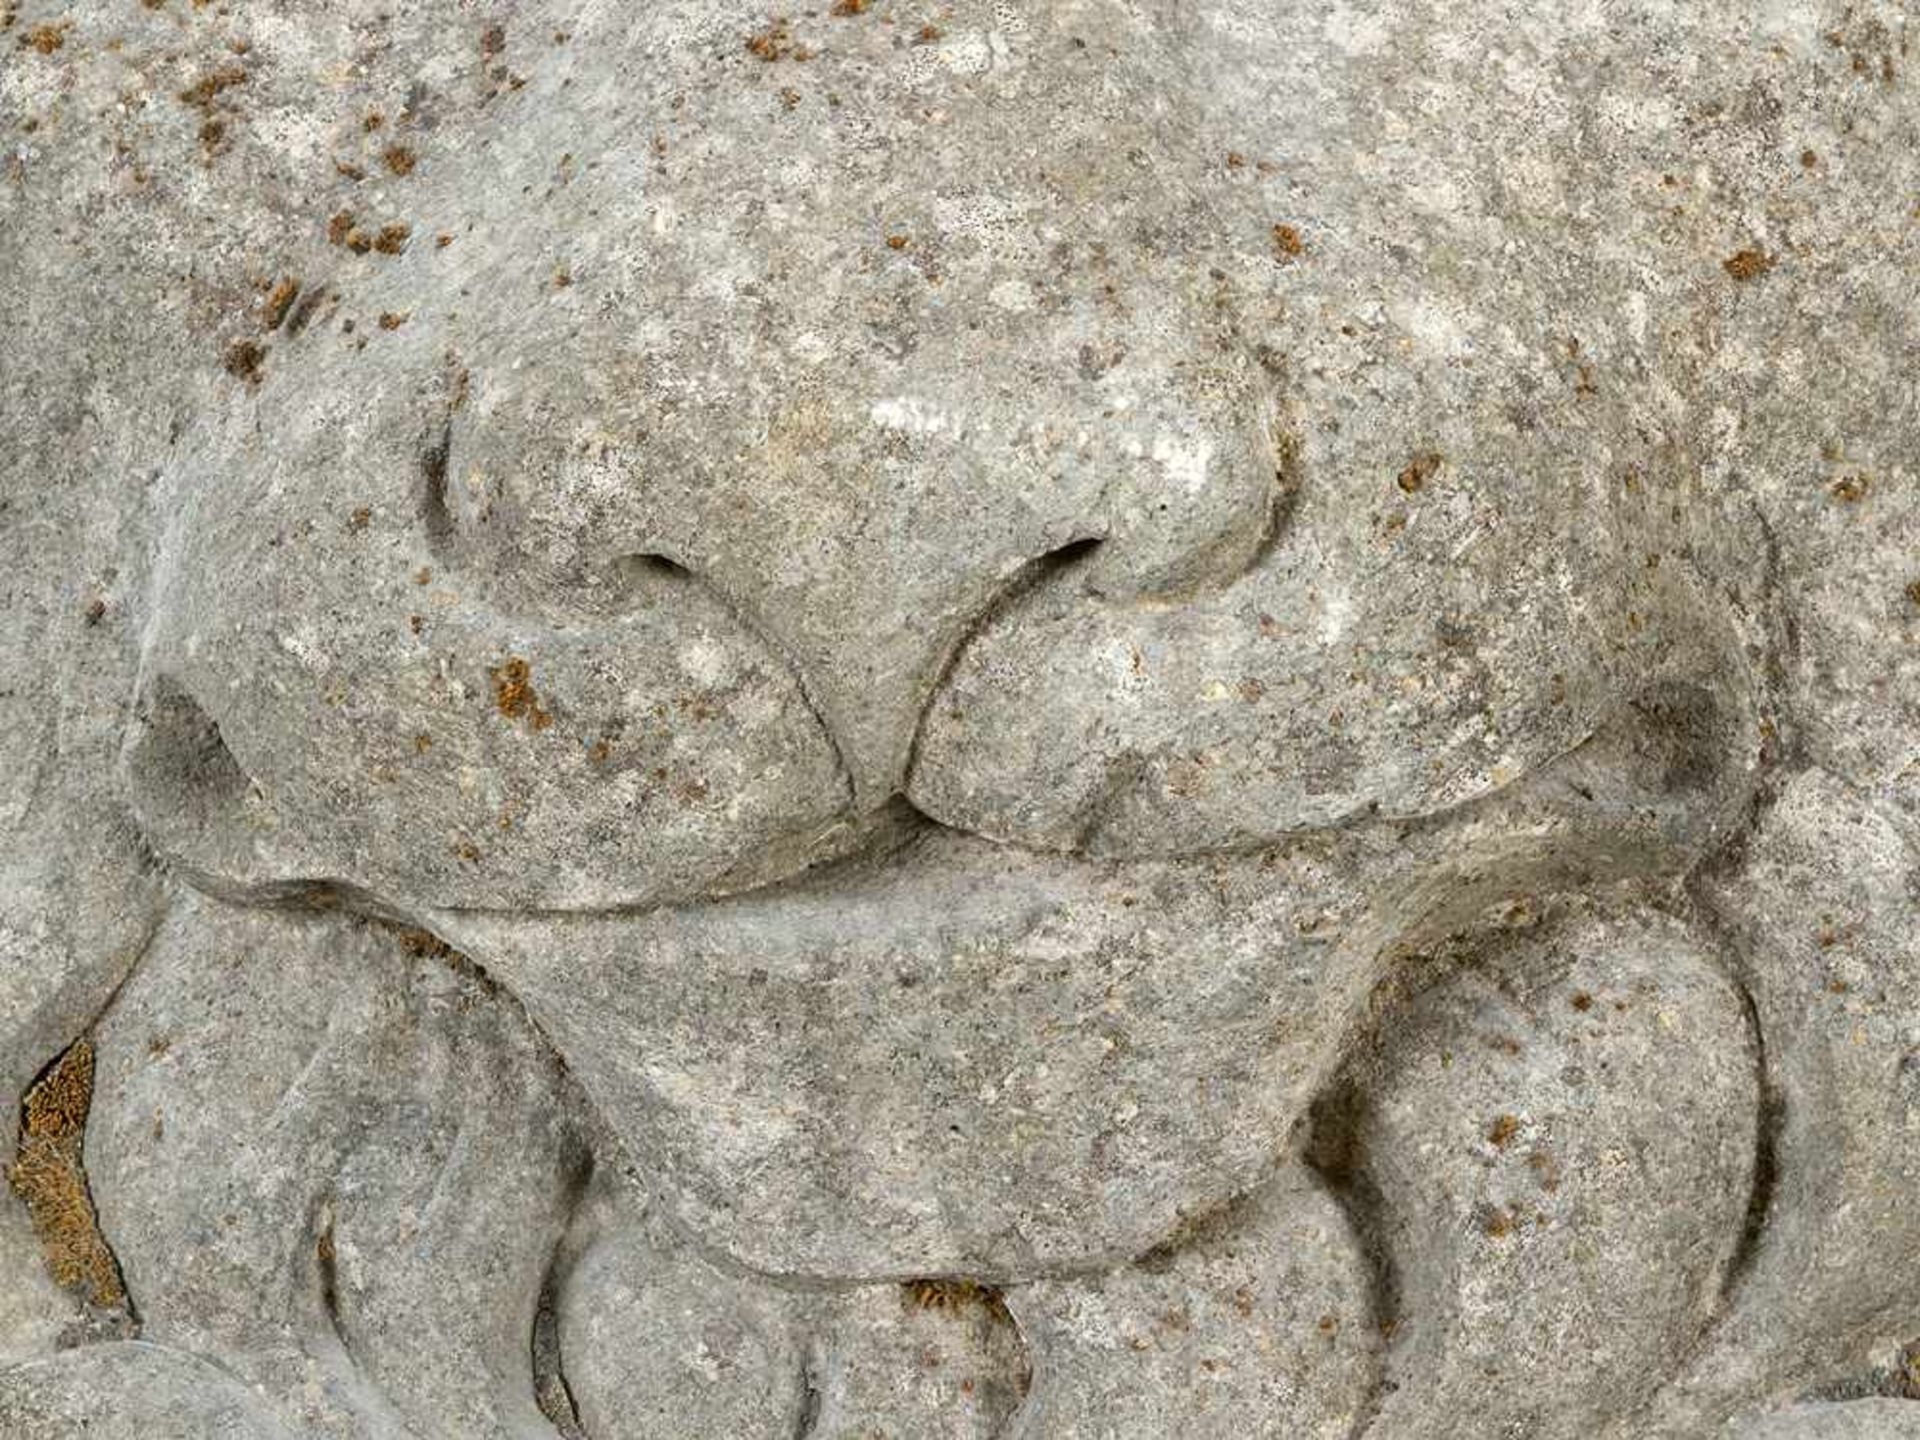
xmin=2 ymin=0 xmax=1916 ymax=1435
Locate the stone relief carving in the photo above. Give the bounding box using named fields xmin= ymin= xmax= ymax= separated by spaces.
xmin=2 ymin=2 xmax=1916 ymax=1437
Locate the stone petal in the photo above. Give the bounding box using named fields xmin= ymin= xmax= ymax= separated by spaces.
xmin=810 ymin=1280 xmax=1030 ymax=1439
xmin=87 ymin=893 xmax=588 ymax=1438
xmin=1003 ymin=1162 xmax=1380 ymax=1438
xmin=1650 ymin=770 xmax=1920 ymax=1425
xmin=555 ymin=1178 xmax=811 ymax=1440
xmin=1322 ymin=903 xmax=1756 ymax=1440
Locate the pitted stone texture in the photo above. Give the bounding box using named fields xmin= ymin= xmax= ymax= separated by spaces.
xmin=810 ymin=1281 xmax=1030 ymax=1440
xmin=0 ymin=1341 xmax=298 ymax=1440
xmin=1651 ymin=770 xmax=1920 ymax=1430
xmin=82 ymin=893 xmax=589 ymax=1439
xmin=1 ymin=0 xmax=1916 ymax=1435
xmin=436 ymin=703 xmax=1753 ymax=1288
xmin=440 ymin=829 xmax=1382 ymax=1280
xmin=556 ymin=1171 xmax=1031 ymax=1440
xmin=0 ymin=1195 xmax=81 ymax=1368
xmin=1728 ymin=1400 xmax=1920 ymax=1439
xmin=1004 ymin=1161 xmax=1380 ymax=1439
xmin=107 ymin=0 xmax=1756 ymax=915
xmin=1322 ymin=902 xmax=1757 ymax=1440
xmin=909 ymin=467 xmax=1674 ymax=856
xmin=556 ymin=1178 xmax=811 ymax=1440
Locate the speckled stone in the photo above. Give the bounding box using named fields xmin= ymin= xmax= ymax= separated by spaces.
xmin=3 ymin=0 xmax=1916 ymax=1435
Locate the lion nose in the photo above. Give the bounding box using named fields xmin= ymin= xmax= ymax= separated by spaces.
xmin=666 ymin=366 xmax=1287 ymax=809
xmin=438 ymin=325 xmax=1287 ymax=812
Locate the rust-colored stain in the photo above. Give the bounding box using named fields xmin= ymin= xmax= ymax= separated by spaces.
xmin=1397 ymin=450 xmax=1443 ymax=494
xmin=746 ymin=18 xmax=813 ymax=62
xmin=903 ymin=1277 xmax=1004 ymax=1315
xmin=490 ymin=656 xmax=555 ymax=731
xmin=8 ymin=1039 xmax=127 ymax=1308
xmin=21 ymin=21 xmax=70 ymax=54
xmin=261 ymin=276 xmax=301 ymax=331
xmin=178 ymin=66 xmax=247 ymax=109
xmin=1722 ymin=248 xmax=1774 ymax=282
xmin=1271 ymin=223 xmax=1306 ymax=260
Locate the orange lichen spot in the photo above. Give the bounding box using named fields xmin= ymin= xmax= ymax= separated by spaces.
xmin=1800 ymin=148 xmax=1819 ymax=169
xmin=830 ymin=0 xmax=868 ymax=13
xmin=177 ymin=65 xmax=247 ymax=109
xmin=372 ymin=222 xmax=412 ymax=255
xmin=435 ymin=232 xmax=454 ymax=249
xmin=383 ymin=144 xmax=417 ymax=176
xmin=489 ymin=656 xmax=555 ymax=731
xmin=1722 ymin=247 xmax=1774 ymax=282
xmin=346 ymin=506 xmax=372 ymax=532
xmin=377 ymin=311 xmax=408 ymax=330
xmin=1488 ymin=1113 xmax=1521 ymax=1147
xmin=914 ymin=23 xmax=943 ymax=43
xmin=21 ymin=21 xmax=69 ymax=54
xmin=1397 ymin=450 xmax=1443 ymax=493
xmin=1482 ymin=1206 xmax=1516 ymax=1239
xmin=261 ymin=275 xmax=301 ymax=331
xmin=747 ymin=18 xmax=795 ymax=60
xmin=1570 ymin=990 xmax=1594 ymax=1011
xmin=903 ymin=1277 xmax=1001 ymax=1313
xmin=1226 ymin=151 xmax=1246 ymax=169
xmin=10 ymin=1040 xmax=126 ymax=1308
xmin=885 ymin=233 xmax=910 ymax=250
xmin=1830 ymin=474 xmax=1870 ymax=503
xmin=1271 ymin=223 xmax=1305 ymax=260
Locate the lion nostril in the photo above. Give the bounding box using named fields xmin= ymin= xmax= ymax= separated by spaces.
xmin=124 ymin=676 xmax=256 ymax=872
xmin=1041 ymin=535 xmax=1104 ymax=569
xmin=608 ymin=552 xmax=699 ymax=610
xmin=612 ymin=552 xmax=693 ymax=585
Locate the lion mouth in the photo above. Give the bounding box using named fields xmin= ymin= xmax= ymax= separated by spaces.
xmin=118 ymin=648 xmax=1752 ymax=1284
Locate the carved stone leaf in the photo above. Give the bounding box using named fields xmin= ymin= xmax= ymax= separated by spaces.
xmin=83 ymin=893 xmax=589 ymax=1438
xmin=1004 ymin=1161 xmax=1381 ymax=1439
xmin=1322 ymin=903 xmax=1757 ymax=1440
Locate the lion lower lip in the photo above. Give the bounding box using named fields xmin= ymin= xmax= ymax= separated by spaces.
xmin=428 ymin=827 xmax=1368 ymax=1279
